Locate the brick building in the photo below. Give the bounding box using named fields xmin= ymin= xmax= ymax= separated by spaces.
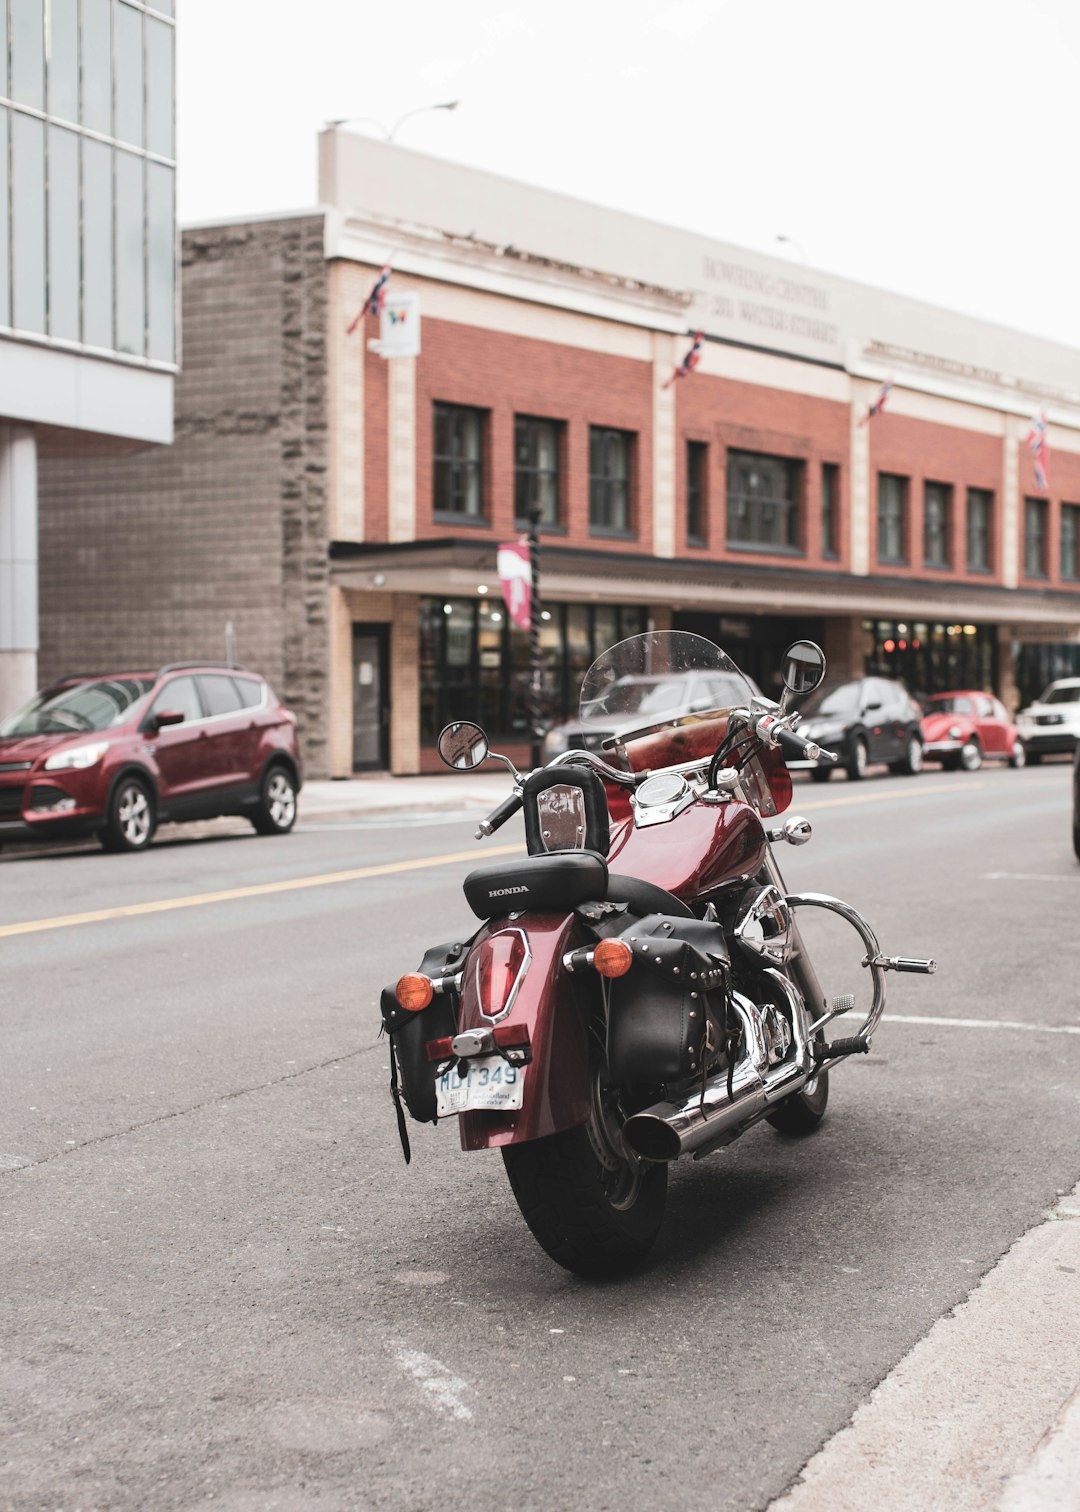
xmin=37 ymin=133 xmax=1080 ymax=776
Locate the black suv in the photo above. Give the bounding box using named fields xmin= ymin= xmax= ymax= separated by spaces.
xmin=791 ymin=676 xmax=924 ymax=781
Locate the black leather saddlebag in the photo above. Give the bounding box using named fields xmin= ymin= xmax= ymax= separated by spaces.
xmin=463 ymin=849 xmax=608 ymax=920
xmin=606 ymin=913 xmax=732 ymax=1086
xmin=379 ymin=939 xmax=468 ymax=1158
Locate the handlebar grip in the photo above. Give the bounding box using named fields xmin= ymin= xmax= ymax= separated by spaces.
xmin=475 ymin=790 xmax=523 ymax=839
xmin=777 ymin=727 xmax=831 ymax=763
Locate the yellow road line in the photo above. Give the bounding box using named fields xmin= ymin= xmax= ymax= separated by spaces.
xmin=0 ymin=843 xmax=523 ymax=940
xmin=0 ymin=779 xmax=980 ymax=940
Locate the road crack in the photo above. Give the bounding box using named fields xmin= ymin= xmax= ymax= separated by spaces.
xmin=0 ymin=1040 xmax=383 ymax=1178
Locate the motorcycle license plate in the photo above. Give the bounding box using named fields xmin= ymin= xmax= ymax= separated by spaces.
xmin=436 ymin=1056 xmax=524 ymax=1116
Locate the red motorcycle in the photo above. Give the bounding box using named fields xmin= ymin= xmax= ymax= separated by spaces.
xmin=380 ymin=634 xmax=934 ymax=1277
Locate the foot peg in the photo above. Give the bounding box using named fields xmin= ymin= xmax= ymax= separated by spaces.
xmin=815 ymin=1035 xmax=870 ymax=1062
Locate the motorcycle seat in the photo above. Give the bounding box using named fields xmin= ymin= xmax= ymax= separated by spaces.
xmin=463 ymin=851 xmax=695 ymax=922
xmin=464 ymin=850 xmax=608 ymax=919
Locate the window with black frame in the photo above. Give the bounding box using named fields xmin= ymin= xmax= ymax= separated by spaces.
xmin=589 ymin=427 xmax=634 ymax=535
xmin=1061 ymin=504 xmax=1080 ymax=581
xmin=514 ymin=417 xmax=561 ymax=527
xmin=966 ymin=488 xmax=993 ymax=571
xmin=433 ymin=403 xmax=485 ymax=520
xmin=877 ymin=473 xmax=908 ymax=565
xmin=726 ymin=450 xmax=803 ymax=552
xmin=686 ymin=441 xmax=707 ymax=545
xmin=821 ymin=462 xmax=840 ymax=558
xmin=923 ymin=481 xmax=952 ymax=567
xmin=1024 ymin=497 xmax=1048 ymax=578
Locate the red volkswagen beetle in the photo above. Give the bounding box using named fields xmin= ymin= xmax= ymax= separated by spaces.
xmin=920 ymin=690 xmax=1025 ymax=772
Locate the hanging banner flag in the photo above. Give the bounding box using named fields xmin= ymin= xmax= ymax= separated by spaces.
xmin=346 ymin=263 xmax=391 ymax=334
xmin=374 ymin=292 xmax=421 ymax=358
xmin=1025 ymin=410 xmax=1050 ymax=493
xmin=663 ymin=331 xmax=704 ymax=389
xmin=860 ymin=376 xmax=894 ymax=425
xmin=497 ymin=542 xmax=532 ymax=630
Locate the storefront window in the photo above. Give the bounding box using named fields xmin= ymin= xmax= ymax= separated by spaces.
xmin=419 ymin=599 xmax=649 ymax=740
xmin=864 ymin=618 xmax=997 ymax=700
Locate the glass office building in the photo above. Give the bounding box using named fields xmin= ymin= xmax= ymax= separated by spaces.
xmin=1 ymin=0 xmax=175 ymax=361
xmin=1 ymin=0 xmax=175 ymax=716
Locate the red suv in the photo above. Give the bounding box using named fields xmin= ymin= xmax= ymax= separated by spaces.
xmin=0 ymin=664 xmax=302 ymax=852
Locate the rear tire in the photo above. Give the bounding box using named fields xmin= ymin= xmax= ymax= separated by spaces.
xmin=959 ymin=739 xmax=982 ymax=772
xmin=251 ymin=764 xmax=298 ymax=835
xmin=810 ymin=765 xmax=833 ymax=783
xmin=1008 ymin=739 xmax=1026 ymax=769
xmin=501 ymin=1071 xmax=667 ymax=1278
xmin=101 ymin=776 xmax=156 ymax=852
xmin=846 ymin=737 xmax=868 ymax=781
xmin=897 ymin=735 xmax=924 ymax=776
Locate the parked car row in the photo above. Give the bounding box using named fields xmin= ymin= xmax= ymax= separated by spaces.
xmin=0 ymin=663 xmax=301 ymax=853
xmin=792 ymin=675 xmax=1080 ymax=780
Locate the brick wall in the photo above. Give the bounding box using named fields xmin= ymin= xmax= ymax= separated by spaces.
xmin=36 ymin=214 xmax=333 ymax=775
xmin=412 ymin=318 xmax=654 ymax=553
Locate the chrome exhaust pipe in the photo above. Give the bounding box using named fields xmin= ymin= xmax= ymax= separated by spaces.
xmin=622 ymin=993 xmax=808 ymax=1162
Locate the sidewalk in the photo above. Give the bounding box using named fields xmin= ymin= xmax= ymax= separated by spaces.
xmin=298 ymin=772 xmax=511 ymax=821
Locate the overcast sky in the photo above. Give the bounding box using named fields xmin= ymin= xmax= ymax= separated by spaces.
xmin=177 ymin=0 xmax=1080 ymax=349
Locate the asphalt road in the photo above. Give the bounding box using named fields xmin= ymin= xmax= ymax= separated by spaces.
xmin=2 ymin=762 xmax=1078 ymax=1512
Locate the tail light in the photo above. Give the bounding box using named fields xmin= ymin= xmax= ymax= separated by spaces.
xmin=475 ymin=928 xmax=531 ymax=1022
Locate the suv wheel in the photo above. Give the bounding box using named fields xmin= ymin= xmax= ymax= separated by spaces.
xmin=251 ymin=764 xmax=297 ymax=836
xmin=102 ymin=776 xmax=156 ymax=852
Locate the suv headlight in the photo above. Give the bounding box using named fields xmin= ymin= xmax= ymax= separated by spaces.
xmin=44 ymin=741 xmax=109 ymax=771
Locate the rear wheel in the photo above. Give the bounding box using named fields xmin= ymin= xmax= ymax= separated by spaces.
xmin=846 ymin=737 xmax=868 ymax=781
xmin=810 ymin=765 xmax=833 ymax=784
xmin=501 ymin=1066 xmax=667 ymax=1278
xmin=1009 ymin=740 xmax=1027 ymax=769
xmin=896 ymin=734 xmax=924 ymax=776
xmin=251 ymin=764 xmax=298 ymax=835
xmin=102 ymin=775 xmax=156 ymax=852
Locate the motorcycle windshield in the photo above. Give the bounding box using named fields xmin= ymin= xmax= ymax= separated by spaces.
xmin=579 ymin=632 xmax=756 ymax=741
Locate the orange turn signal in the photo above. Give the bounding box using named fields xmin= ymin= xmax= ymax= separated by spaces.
xmin=593 ymin=939 xmax=633 ymax=979
xmin=395 ymin=973 xmax=435 ymax=1012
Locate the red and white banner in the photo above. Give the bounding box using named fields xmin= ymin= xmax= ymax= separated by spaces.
xmin=497 ymin=542 xmax=532 ymax=630
xmin=1025 ymin=410 xmax=1050 ymax=493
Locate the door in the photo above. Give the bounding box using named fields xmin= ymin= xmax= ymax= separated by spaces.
xmin=353 ymin=626 xmax=390 ymax=771
xmin=146 ymin=675 xmax=212 ymax=804
xmin=195 ymin=674 xmax=251 ymax=791
xmin=976 ymin=695 xmax=1007 ymax=757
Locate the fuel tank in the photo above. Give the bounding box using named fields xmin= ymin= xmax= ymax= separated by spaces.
xmin=607 ymin=798 xmax=767 ymax=905
xmin=455 ymin=913 xmax=591 ymax=1151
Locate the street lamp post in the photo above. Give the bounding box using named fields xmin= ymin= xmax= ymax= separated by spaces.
xmin=528 ymin=503 xmax=544 ymax=770
xmin=324 ymin=102 xmax=459 ymax=141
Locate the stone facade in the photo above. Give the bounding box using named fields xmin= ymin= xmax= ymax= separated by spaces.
xmin=36 ymin=214 xmax=332 ymax=775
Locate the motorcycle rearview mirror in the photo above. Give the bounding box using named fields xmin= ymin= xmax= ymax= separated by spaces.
xmin=781 ymin=640 xmax=826 ymax=698
xmin=437 ymin=721 xmax=491 ymax=771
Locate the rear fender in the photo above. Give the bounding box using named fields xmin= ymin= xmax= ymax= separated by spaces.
xmin=457 ymin=912 xmax=591 ymax=1151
